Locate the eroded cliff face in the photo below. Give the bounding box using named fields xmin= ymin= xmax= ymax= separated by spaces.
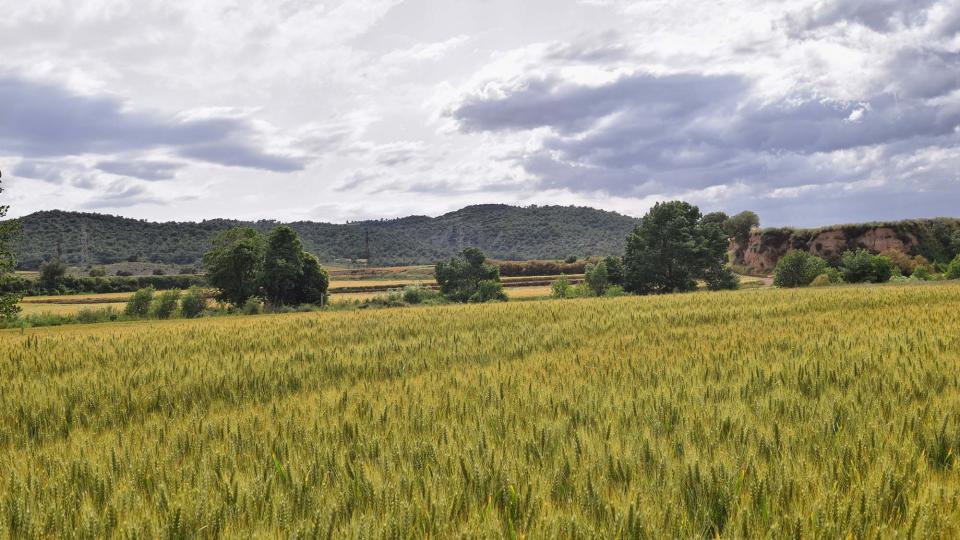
xmin=733 ymin=226 xmax=918 ymax=274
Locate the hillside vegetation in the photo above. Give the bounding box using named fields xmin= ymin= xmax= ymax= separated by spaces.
xmin=9 ymin=205 xmax=638 ymax=269
xmin=2 ymin=283 xmax=960 ymax=537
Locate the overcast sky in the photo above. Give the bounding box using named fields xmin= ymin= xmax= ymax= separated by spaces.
xmin=1 ymin=0 xmax=958 ymax=226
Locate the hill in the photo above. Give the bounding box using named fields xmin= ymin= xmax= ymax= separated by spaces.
xmin=9 ymin=204 xmax=639 ymax=269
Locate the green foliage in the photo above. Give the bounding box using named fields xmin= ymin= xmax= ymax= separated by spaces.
xmin=39 ymin=257 xmax=68 ymax=290
xmin=773 ymin=251 xmax=829 ymax=288
xmin=124 ymin=286 xmax=155 ymax=317
xmin=179 ymin=286 xmax=207 ymax=318
xmin=947 ymin=255 xmax=960 ymax=280
xmin=295 ymin=253 xmax=330 ymax=306
xmin=469 ymin=280 xmax=507 ymax=303
xmin=242 ymin=297 xmax=263 ymax=315
xmin=703 ymin=265 xmax=740 ymax=291
xmin=551 ymin=278 xmax=572 ymax=299
xmin=0 ymin=273 xmax=206 ymax=296
xmin=401 ymin=285 xmax=441 ymax=305
xmin=624 ymin=201 xmax=729 ymax=294
xmin=584 ymin=261 xmax=609 ymax=296
xmin=722 ymin=210 xmax=760 ymax=246
xmin=203 ymin=227 xmax=265 ymax=306
xmin=497 ymin=259 xmax=589 ymax=277
xmin=840 ymin=249 xmax=894 ymax=283
xmin=435 ymin=248 xmax=502 ymax=303
xmin=810 ymin=274 xmax=833 ymax=287
xmin=700 ymin=211 xmax=729 ymax=228
xmin=88 ymin=266 xmax=107 ymax=277
xmin=0 ymin=180 xmax=21 ymax=320
xmin=261 ymin=226 xmax=305 ymax=306
xmin=151 ymin=290 xmax=181 ymax=319
xmin=564 ymin=255 xmax=578 ymax=264
xmin=912 ymin=265 xmax=934 ymax=281
xmin=603 ymin=256 xmax=624 ymax=286
xmin=872 ymin=255 xmax=895 ymax=284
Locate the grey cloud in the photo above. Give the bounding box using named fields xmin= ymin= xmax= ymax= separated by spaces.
xmin=95 ymin=160 xmax=183 ymax=181
xmin=0 ymin=74 xmax=306 ymax=172
xmin=14 ymin=160 xmax=68 ymax=184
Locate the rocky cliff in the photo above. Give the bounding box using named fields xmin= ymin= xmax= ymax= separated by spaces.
xmin=733 ymin=218 xmax=960 ymax=274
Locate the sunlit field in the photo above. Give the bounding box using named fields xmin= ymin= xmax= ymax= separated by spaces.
xmin=2 ymin=283 xmax=960 ymax=537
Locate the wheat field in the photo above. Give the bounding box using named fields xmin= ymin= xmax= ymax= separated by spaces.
xmin=1 ymin=283 xmax=960 ymax=538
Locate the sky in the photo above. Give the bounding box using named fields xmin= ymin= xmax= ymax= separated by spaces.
xmin=0 ymin=0 xmax=958 ymax=227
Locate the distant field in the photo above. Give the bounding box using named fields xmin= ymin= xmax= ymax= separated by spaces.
xmin=19 ymin=302 xmax=128 ymax=316
xmin=2 ymin=283 xmax=960 ymax=536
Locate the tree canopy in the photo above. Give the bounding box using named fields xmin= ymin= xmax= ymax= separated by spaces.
xmin=0 ymin=179 xmax=21 ymax=320
xmin=435 ymin=247 xmax=506 ymax=303
xmin=623 ymin=201 xmax=732 ymax=294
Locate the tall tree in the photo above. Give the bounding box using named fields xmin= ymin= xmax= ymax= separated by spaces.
xmin=0 ymin=179 xmax=21 ymax=320
xmin=624 ymin=201 xmax=731 ymax=294
xmin=203 ymin=227 xmax=266 ymax=306
xmin=295 ymin=253 xmax=330 ymax=306
xmin=260 ymin=226 xmax=305 ymax=306
xmin=722 ymin=211 xmax=760 ymax=247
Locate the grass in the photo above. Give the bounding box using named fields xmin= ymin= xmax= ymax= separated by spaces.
xmin=18 ymin=302 xmax=129 ymax=316
xmin=1 ymin=283 xmax=959 ymax=537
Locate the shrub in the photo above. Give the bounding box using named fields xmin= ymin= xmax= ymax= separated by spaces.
xmin=840 ymin=250 xmax=876 ymax=283
xmin=603 ymin=256 xmax=625 ymax=286
xmin=879 ymin=249 xmax=915 ymax=276
xmin=468 ymin=280 xmax=507 ymax=303
xmin=704 ymin=265 xmax=740 ymax=291
xmin=124 ymin=286 xmax=155 ymax=317
xmin=436 ymin=248 xmax=502 ymax=303
xmin=773 ymin=251 xmax=828 ymax=288
xmin=947 ymin=255 xmax=960 ymax=280
xmin=872 ymin=256 xmax=895 ymax=283
xmin=604 ymin=285 xmax=626 ymax=297
xmin=551 ymin=278 xmax=572 ymax=299
xmin=564 ymin=255 xmax=578 ymax=264
xmin=88 ymin=266 xmax=107 ymax=278
xmin=180 ymin=286 xmax=208 ymax=318
xmin=39 ymin=258 xmax=68 ymax=290
xmin=912 ymin=265 xmax=934 ymax=281
xmin=584 ymin=262 xmax=609 ymax=296
xmin=810 ymin=274 xmax=832 ymax=287
xmin=242 ymin=298 xmax=263 ymax=315
xmin=151 ymin=290 xmax=181 ymax=319
xmin=152 ymin=268 xmax=165 ymax=276
xmin=402 ymin=285 xmax=441 ymax=305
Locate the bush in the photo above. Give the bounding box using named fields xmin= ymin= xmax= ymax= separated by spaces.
xmin=564 ymin=255 xmax=578 ymax=264
xmin=39 ymin=258 xmax=68 ymax=289
xmin=124 ymin=287 xmax=155 ymax=317
xmin=468 ymin=280 xmax=507 ymax=303
xmin=774 ymin=251 xmax=828 ymax=288
xmin=152 ymin=268 xmax=165 ymax=276
xmin=551 ymin=278 xmax=572 ymax=299
xmin=584 ymin=262 xmax=609 ymax=296
xmin=603 ymin=256 xmax=625 ymax=286
xmin=436 ymin=248 xmax=502 ymax=303
xmin=151 ymin=290 xmax=181 ymax=319
xmin=402 ymin=285 xmax=441 ymax=305
xmin=88 ymin=266 xmax=107 ymax=278
xmin=704 ymin=265 xmax=740 ymax=291
xmin=912 ymin=265 xmax=934 ymax=281
xmin=840 ymin=250 xmax=879 ymax=283
xmin=810 ymin=274 xmax=832 ymax=287
xmin=604 ymin=285 xmax=626 ymax=297
xmin=180 ymin=286 xmax=208 ymax=318
xmin=242 ymin=298 xmax=263 ymax=315
xmin=872 ymin=256 xmax=895 ymax=283
xmin=947 ymin=255 xmax=960 ymax=280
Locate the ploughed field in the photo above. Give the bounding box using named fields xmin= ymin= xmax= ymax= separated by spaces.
xmin=2 ymin=283 xmax=960 ymax=537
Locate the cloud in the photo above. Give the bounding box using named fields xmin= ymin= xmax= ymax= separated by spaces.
xmin=0 ymin=74 xmax=306 ymax=172
xmin=785 ymin=0 xmax=942 ymax=34
xmin=95 ymin=160 xmax=183 ymax=181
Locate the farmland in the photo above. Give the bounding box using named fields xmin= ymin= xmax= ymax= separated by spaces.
xmin=2 ymin=282 xmax=960 ymax=537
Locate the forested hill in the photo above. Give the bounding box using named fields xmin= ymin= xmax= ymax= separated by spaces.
xmin=10 ymin=205 xmax=640 ymax=268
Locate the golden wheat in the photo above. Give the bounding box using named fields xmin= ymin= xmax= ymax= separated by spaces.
xmin=1 ymin=283 xmax=959 ymax=538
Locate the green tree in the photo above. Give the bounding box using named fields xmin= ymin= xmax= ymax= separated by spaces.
xmin=947 ymin=254 xmax=960 ymax=280
xmin=39 ymin=257 xmax=68 ymax=290
xmin=773 ymin=251 xmax=828 ymax=288
xmin=872 ymin=255 xmax=895 ymax=283
xmin=722 ymin=211 xmax=760 ymax=246
xmin=295 ymin=253 xmax=330 ymax=306
xmin=151 ymin=290 xmax=181 ymax=319
xmin=701 ymin=211 xmax=729 ymax=228
xmin=203 ymin=227 xmax=265 ymax=306
xmin=435 ymin=247 xmax=501 ymax=302
xmin=260 ymin=226 xmax=305 ymax=306
xmin=179 ymin=286 xmax=207 ymax=318
xmin=703 ymin=264 xmax=740 ymax=291
xmin=603 ymin=256 xmax=625 ymax=286
xmin=469 ymin=280 xmax=507 ymax=303
xmin=585 ymin=261 xmax=609 ymax=296
xmin=124 ymin=286 xmax=155 ymax=317
xmin=0 ymin=180 xmax=21 ymax=320
xmin=623 ymin=201 xmax=730 ymax=295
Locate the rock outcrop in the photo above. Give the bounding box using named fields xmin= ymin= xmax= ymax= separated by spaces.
xmin=732 ymin=219 xmax=960 ymax=275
